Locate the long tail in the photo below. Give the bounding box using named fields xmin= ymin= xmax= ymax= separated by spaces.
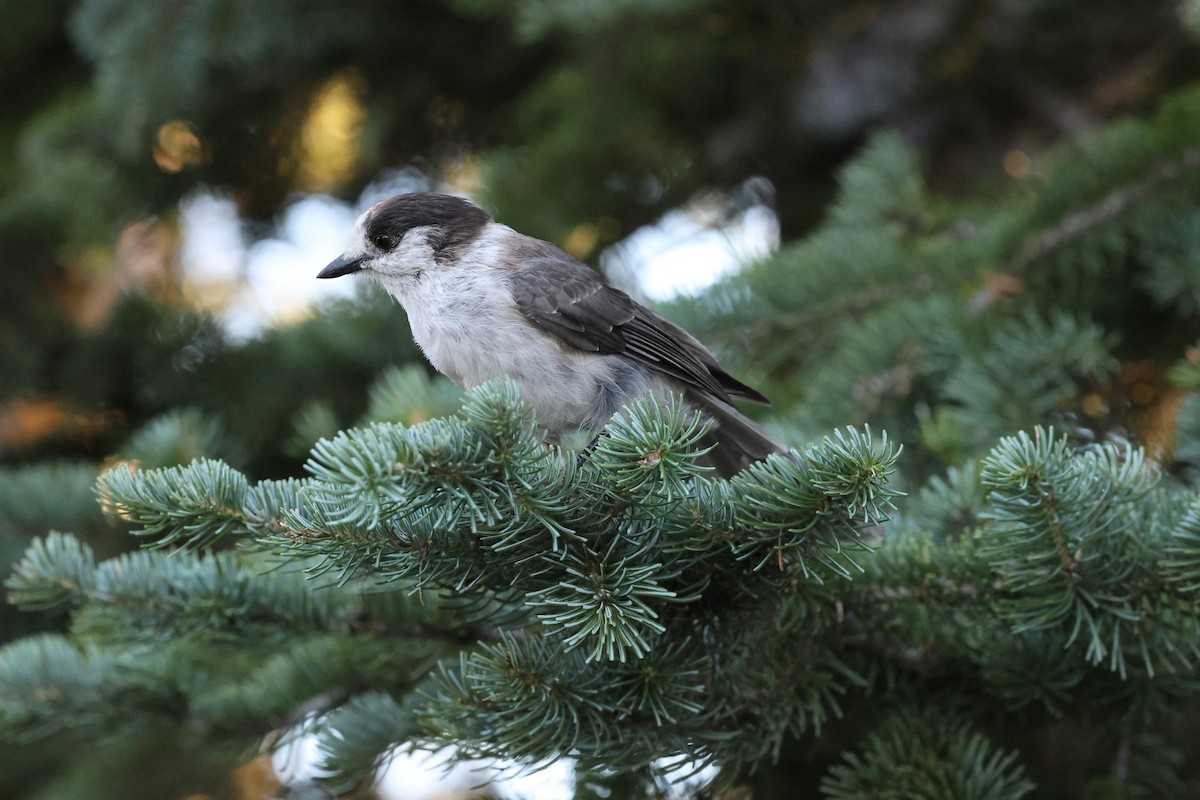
xmin=687 ymin=391 xmax=789 ymax=478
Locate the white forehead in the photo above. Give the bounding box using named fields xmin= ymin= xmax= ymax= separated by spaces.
xmin=348 ymin=199 xmax=389 ymax=246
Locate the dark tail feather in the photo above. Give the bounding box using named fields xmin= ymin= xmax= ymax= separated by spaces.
xmin=688 ymin=392 xmax=789 ymax=478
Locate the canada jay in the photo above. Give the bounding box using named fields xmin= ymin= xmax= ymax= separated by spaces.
xmin=319 ymin=192 xmax=787 ymax=476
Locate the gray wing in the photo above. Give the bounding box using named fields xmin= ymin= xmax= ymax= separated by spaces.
xmin=508 ymin=245 xmax=769 ymax=406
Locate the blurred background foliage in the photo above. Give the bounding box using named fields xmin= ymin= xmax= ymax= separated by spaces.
xmin=4 ymin=0 xmax=1200 ymax=798
xmin=7 ymin=0 xmax=1198 ymax=472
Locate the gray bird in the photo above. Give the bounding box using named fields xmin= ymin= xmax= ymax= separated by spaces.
xmin=319 ymin=192 xmax=786 ymax=476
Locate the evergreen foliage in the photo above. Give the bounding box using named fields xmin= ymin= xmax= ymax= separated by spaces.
xmin=4 ymin=4 xmax=1200 ymax=798
xmin=821 ymin=709 xmax=1036 ymax=800
xmin=6 ymin=384 xmax=903 ymax=794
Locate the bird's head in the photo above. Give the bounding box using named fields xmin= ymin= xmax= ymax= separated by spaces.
xmin=318 ymin=193 xmax=492 ymax=288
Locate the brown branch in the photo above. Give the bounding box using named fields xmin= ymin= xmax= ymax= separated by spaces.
xmin=858 ymin=579 xmax=991 ymax=605
xmin=1038 ymin=486 xmax=1080 ymax=576
xmin=1007 ymin=145 xmax=1200 ymax=275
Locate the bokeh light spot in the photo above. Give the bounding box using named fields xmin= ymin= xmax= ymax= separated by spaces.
xmin=154 ymin=120 xmax=205 ymax=173
xmin=296 ymin=71 xmax=367 ymax=191
xmin=1003 ymin=148 xmax=1031 ymax=179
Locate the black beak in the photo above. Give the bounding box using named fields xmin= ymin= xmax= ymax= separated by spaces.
xmin=318 ymin=254 xmax=366 ymax=279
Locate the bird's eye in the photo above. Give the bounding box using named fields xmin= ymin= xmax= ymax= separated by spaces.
xmin=372 ymin=233 xmax=397 ymax=252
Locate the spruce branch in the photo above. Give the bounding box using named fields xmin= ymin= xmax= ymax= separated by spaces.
xmin=416 ymin=634 xmax=715 ymax=771
xmin=0 ymin=635 xmax=109 ymax=739
xmin=363 ymin=364 xmax=462 ymax=426
xmin=974 ymin=428 xmax=1179 ymax=677
xmin=304 ymin=422 xmax=420 ymax=530
xmin=188 ymin=635 xmax=442 ymax=732
xmin=0 ymin=461 xmax=107 ymax=539
xmin=589 ymin=396 xmax=714 ymax=501
xmin=7 ymin=534 xmax=346 ymax=638
xmin=39 ymin=381 xmax=905 ymax=787
xmin=5 ymin=532 xmax=97 ymax=610
xmin=978 ymin=630 xmax=1087 ymax=715
xmin=730 ymin=427 xmax=901 ymax=578
xmin=940 ymin=312 xmax=1118 ymax=440
xmin=530 ymin=558 xmax=675 ymax=662
xmin=1164 ymin=494 xmax=1200 ymax=591
xmin=897 ymin=461 xmax=986 ymax=541
xmin=0 ymin=635 xmax=170 ymax=742
xmin=426 ymin=637 xmax=613 ymax=761
xmin=117 ymin=407 xmax=232 ymax=469
xmin=608 ymin=640 xmax=709 ymax=727
xmin=242 ymin=477 xmax=312 ymax=537
xmin=820 ymin=708 xmax=1035 ymax=800
xmin=315 ymin=691 xmax=417 ymax=795
xmin=95 ymin=458 xmax=251 ymax=547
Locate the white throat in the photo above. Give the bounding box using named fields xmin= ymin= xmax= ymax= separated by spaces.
xmin=371 ymin=224 xmax=518 ymax=387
